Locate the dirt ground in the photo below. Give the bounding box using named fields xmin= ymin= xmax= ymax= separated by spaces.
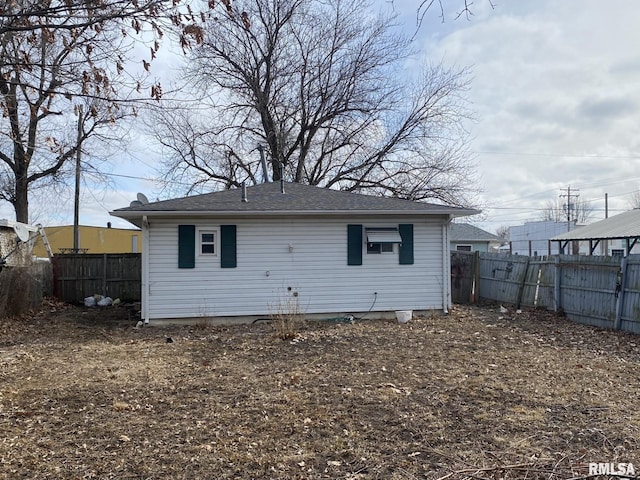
xmin=1 ymin=301 xmax=639 ymax=479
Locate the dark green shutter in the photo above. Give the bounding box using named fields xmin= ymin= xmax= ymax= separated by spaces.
xmin=398 ymin=224 xmax=414 ymax=265
xmin=347 ymin=224 xmax=363 ymax=266
xmin=178 ymin=225 xmax=196 ymax=268
xmin=220 ymin=225 xmax=237 ymax=268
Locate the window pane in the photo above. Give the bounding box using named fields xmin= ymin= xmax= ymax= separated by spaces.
xmin=367 ymin=243 xmax=380 ymax=254
xmin=381 ymin=243 xmax=393 ymax=253
xmin=201 ymin=244 xmax=215 ymax=254
xmin=201 ymin=233 xmax=215 ymax=243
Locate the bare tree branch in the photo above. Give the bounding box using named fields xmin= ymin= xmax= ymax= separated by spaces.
xmin=0 ymin=0 xmax=211 ymax=222
xmin=152 ymin=0 xmax=480 ymax=208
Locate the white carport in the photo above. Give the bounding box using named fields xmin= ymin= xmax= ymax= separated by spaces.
xmin=551 ymin=209 xmax=640 ymax=256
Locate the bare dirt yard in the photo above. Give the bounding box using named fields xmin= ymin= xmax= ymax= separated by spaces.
xmin=1 ymin=301 xmax=639 ymax=479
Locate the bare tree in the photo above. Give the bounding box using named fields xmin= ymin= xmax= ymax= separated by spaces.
xmin=0 ymin=0 xmax=209 ymax=223
xmin=153 ymin=0 xmax=479 ymax=207
xmin=495 ymin=225 xmax=509 ymax=244
xmin=415 ymin=0 xmax=496 ymax=24
xmin=628 ymin=190 xmax=640 ymax=209
xmin=540 ymin=198 xmax=594 ymax=224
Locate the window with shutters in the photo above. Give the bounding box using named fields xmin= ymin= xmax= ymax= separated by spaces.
xmin=366 ymin=228 xmax=401 ymax=255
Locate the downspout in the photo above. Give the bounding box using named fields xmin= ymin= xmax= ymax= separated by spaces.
xmin=142 ymin=215 xmax=150 ymax=324
xmin=442 ymin=216 xmax=452 ymax=314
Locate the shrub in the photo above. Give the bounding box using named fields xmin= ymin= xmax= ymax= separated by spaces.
xmin=269 ymin=295 xmax=304 ymax=340
xmin=0 ymin=267 xmax=33 ymax=317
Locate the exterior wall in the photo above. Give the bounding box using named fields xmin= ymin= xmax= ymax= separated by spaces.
xmin=145 ymin=215 xmax=448 ymax=320
xmin=450 ymin=241 xmax=489 ymax=252
xmin=509 ymin=221 xmax=577 ymax=256
xmin=588 ymin=238 xmax=640 ymax=256
xmin=32 ymin=226 xmax=141 ymax=256
xmin=0 ymin=227 xmax=32 ymax=266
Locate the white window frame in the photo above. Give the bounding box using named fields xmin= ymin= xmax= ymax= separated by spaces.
xmin=198 ymin=228 xmax=219 ymax=256
xmin=365 ymin=227 xmax=400 ymax=255
xmin=367 ymin=241 xmax=395 ymax=255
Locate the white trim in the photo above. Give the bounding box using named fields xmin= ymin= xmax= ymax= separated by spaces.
xmin=142 ymin=216 xmax=150 ymax=324
xmin=112 ymin=208 xmax=480 ymax=220
xmin=442 ymin=218 xmax=451 ymax=313
xmin=198 ymin=227 xmax=219 ymax=257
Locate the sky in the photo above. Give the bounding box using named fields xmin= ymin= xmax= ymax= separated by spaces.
xmin=3 ymin=0 xmax=640 ymax=234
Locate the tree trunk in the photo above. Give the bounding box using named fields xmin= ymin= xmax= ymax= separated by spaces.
xmin=14 ymin=170 xmax=29 ymax=223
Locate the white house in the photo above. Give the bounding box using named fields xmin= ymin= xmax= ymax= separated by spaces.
xmin=110 ymin=182 xmax=478 ymax=323
xmin=449 ymin=223 xmax=501 ymax=252
xmin=509 ymin=220 xmax=578 ymax=256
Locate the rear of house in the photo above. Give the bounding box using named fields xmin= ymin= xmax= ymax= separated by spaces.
xmin=112 ymin=182 xmax=478 ymax=323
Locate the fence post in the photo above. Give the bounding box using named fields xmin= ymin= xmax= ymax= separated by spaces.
xmin=614 ymin=255 xmax=628 ymax=330
xmin=102 ymin=253 xmax=108 ymax=298
xmin=553 ymin=256 xmax=561 ymax=312
xmin=471 ymin=250 xmax=480 ymax=303
xmin=515 ymin=256 xmax=530 ymax=309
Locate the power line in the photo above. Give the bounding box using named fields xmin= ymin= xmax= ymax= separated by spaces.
xmin=475 ymin=150 xmax=640 ymax=160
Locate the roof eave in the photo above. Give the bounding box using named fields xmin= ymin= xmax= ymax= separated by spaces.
xmin=111 ymin=208 xmax=480 ymax=219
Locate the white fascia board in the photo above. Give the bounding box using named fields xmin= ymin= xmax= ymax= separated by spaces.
xmin=110 ymin=208 xmax=480 ymax=220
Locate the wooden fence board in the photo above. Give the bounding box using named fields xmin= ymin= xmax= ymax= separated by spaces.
xmin=53 ymin=253 xmax=141 ymax=303
xmin=619 ymin=257 xmax=640 ymax=334
xmin=451 ymin=251 xmax=476 ymax=304
xmin=452 ymin=252 xmax=640 ymax=335
xmin=477 ymin=253 xmax=528 ymax=305
xmin=557 ymin=255 xmax=618 ymax=329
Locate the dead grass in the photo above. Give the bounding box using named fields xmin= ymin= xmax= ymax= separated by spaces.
xmin=1 ymin=301 xmax=639 ymax=479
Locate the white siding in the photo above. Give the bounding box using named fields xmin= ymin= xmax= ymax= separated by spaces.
xmin=146 ymin=216 xmax=447 ymax=320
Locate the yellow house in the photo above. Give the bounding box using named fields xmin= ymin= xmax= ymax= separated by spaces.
xmin=32 ymin=225 xmax=142 ymax=256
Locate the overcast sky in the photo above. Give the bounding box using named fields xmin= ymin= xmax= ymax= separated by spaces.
xmin=4 ymin=0 xmax=639 ymax=233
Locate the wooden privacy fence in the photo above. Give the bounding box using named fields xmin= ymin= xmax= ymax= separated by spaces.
xmin=451 ymin=251 xmax=479 ymax=304
xmin=453 ymin=252 xmax=640 ymax=334
xmin=53 ymin=253 xmax=141 ymax=303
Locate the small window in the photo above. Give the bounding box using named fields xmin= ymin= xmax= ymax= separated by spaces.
xmin=365 ymin=228 xmax=401 ymax=255
xmin=199 ymin=230 xmax=217 ymax=255
xmin=456 ymin=245 xmax=472 ymax=252
xmin=367 ymin=242 xmax=394 ymax=254
xmin=611 ymin=249 xmax=625 ymax=257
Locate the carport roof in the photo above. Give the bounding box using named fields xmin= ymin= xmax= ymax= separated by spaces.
xmin=551 ymin=209 xmax=640 ymax=241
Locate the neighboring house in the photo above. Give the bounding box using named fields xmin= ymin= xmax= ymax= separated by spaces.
xmin=449 ymin=223 xmax=501 ymax=252
xmin=509 ymin=220 xmax=579 ymax=256
xmin=111 ymin=181 xmax=478 ymax=323
xmin=551 ymin=209 xmax=640 ymax=256
xmin=0 ymin=219 xmax=40 ymax=266
xmin=31 ymin=225 xmax=142 ymax=257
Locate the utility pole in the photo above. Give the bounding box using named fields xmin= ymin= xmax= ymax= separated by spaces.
xmin=73 ymin=105 xmax=83 ymax=253
xmin=603 ymin=193 xmax=609 ymax=255
xmin=559 ymin=185 xmax=580 ymax=232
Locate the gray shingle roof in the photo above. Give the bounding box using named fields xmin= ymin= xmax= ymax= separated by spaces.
xmin=551 ymin=209 xmax=640 ymax=241
xmin=450 ymin=223 xmax=499 ymax=242
xmin=111 ymin=182 xmax=479 ymax=219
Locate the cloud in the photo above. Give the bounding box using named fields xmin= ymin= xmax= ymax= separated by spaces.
xmin=576 ymin=96 xmax=636 ymax=123
xmin=406 ymin=0 xmax=640 ymax=232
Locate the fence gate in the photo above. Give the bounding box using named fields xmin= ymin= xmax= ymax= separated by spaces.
xmin=451 ymin=251 xmax=477 ymax=304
